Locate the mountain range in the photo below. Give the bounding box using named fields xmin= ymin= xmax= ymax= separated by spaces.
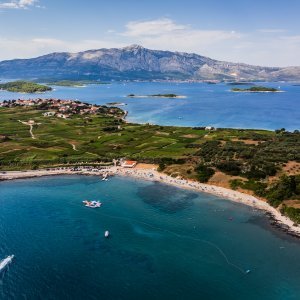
xmin=0 ymin=44 xmax=299 ymax=81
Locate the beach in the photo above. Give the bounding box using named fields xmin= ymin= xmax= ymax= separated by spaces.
xmin=1 ymin=165 xmax=299 ymax=236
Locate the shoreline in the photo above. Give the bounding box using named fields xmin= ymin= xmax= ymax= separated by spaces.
xmin=126 ymin=95 xmax=187 ymax=99
xmin=231 ymin=90 xmax=284 ymax=93
xmin=1 ymin=166 xmax=299 ymax=237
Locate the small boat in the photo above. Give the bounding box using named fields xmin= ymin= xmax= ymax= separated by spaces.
xmin=102 ymin=174 xmax=109 ymax=181
xmin=104 ymin=231 xmax=110 ymax=238
xmin=0 ymin=255 xmax=14 ymax=272
xmin=82 ymin=200 xmax=102 ymax=208
xmin=245 ymin=269 xmax=251 ymax=274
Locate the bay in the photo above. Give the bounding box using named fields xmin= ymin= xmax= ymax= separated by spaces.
xmin=1 ymin=176 xmax=300 ymax=299
xmin=0 ymin=81 xmax=299 ymax=130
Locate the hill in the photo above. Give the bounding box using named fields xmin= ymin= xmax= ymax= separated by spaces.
xmin=0 ymin=45 xmax=300 ymax=81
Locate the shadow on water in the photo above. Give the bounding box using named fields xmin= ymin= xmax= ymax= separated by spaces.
xmin=246 ymin=214 xmax=300 ymax=244
xmin=84 ymin=238 xmax=155 ymax=273
xmin=137 ymin=182 xmax=198 ymax=213
xmin=3 ymin=175 xmax=100 ymax=189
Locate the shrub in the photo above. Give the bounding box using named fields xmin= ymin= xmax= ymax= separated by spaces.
xmin=195 ymin=164 xmax=215 ymax=183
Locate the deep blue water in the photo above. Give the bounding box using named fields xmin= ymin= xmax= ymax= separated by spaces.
xmin=1 ymin=176 xmax=300 ymax=299
xmin=0 ymin=81 xmax=299 ymax=130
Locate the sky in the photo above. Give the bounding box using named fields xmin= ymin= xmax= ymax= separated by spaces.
xmin=0 ymin=0 xmax=300 ymax=66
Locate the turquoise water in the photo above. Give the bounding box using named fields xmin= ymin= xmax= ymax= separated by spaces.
xmin=1 ymin=175 xmax=300 ymax=299
xmin=0 ymin=82 xmax=299 ymax=130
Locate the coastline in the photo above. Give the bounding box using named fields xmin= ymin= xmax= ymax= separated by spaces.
xmin=1 ymin=166 xmax=299 ymax=237
xmin=231 ymin=90 xmax=284 ymax=93
xmin=126 ymin=95 xmax=187 ymax=99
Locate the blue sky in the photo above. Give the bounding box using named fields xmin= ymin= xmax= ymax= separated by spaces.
xmin=0 ymin=0 xmax=300 ymax=66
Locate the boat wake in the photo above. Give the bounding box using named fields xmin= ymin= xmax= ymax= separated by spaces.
xmin=0 ymin=255 xmax=14 ymax=273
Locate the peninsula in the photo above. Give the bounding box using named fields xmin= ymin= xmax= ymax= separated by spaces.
xmin=47 ymin=80 xmax=109 ymax=87
xmin=0 ymin=99 xmax=299 ymax=230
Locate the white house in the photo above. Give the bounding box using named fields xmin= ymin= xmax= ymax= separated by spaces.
xmin=121 ymin=160 xmax=137 ymax=168
xmin=43 ymin=112 xmax=56 ymax=117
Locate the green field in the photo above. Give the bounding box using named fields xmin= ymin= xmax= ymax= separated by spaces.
xmin=0 ymin=106 xmax=282 ymax=169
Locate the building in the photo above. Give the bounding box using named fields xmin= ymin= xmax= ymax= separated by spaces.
xmin=43 ymin=112 xmax=56 ymax=117
xmin=121 ymin=160 xmax=137 ymax=168
xmin=205 ymin=126 xmax=215 ymax=131
xmin=56 ymin=113 xmax=70 ymax=119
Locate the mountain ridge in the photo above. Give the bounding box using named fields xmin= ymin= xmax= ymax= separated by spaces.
xmin=0 ymin=44 xmax=299 ymax=81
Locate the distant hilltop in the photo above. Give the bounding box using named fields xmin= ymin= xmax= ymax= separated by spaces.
xmin=0 ymin=44 xmax=300 ymax=81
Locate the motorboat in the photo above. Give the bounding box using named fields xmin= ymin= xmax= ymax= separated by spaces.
xmin=0 ymin=255 xmax=14 ymax=272
xmin=104 ymin=231 xmax=110 ymax=238
xmin=82 ymin=200 xmax=102 ymax=208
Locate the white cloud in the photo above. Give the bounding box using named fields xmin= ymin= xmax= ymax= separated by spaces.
xmin=123 ymin=18 xmax=188 ymax=37
xmin=118 ymin=18 xmax=248 ymax=62
xmin=0 ymin=0 xmax=38 ymax=9
xmin=0 ymin=37 xmax=125 ymax=60
xmin=122 ymin=18 xmax=241 ymax=52
xmin=120 ymin=18 xmax=300 ymax=66
xmin=258 ymin=29 xmax=287 ymax=33
xmin=0 ymin=18 xmax=299 ymax=67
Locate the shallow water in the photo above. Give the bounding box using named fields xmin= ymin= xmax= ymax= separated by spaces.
xmin=0 ymin=81 xmax=299 ymax=130
xmin=1 ymin=175 xmax=300 ymax=299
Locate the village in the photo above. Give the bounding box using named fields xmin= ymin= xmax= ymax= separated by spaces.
xmin=0 ymin=98 xmax=124 ymax=119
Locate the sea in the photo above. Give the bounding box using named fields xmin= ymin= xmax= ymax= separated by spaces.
xmin=1 ymin=175 xmax=300 ymax=300
xmin=1 ymin=82 xmax=300 ymax=299
xmin=0 ymin=81 xmax=299 ymax=130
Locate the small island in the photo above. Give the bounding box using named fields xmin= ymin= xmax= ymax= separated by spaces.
xmin=0 ymin=81 xmax=52 ymax=93
xmin=231 ymin=86 xmax=280 ymax=92
xmin=127 ymin=93 xmax=185 ymax=98
xmin=48 ymin=80 xmax=110 ymax=87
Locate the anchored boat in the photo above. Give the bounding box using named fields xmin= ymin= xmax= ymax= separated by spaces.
xmin=102 ymin=173 xmax=109 ymax=181
xmin=82 ymin=200 xmax=102 ymax=208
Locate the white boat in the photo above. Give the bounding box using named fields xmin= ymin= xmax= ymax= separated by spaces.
xmin=82 ymin=200 xmax=102 ymax=208
xmin=0 ymin=255 xmax=14 ymax=272
xmin=102 ymin=174 xmax=109 ymax=181
xmin=104 ymin=231 xmax=110 ymax=238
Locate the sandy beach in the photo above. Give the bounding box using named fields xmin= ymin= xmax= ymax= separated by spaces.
xmin=1 ymin=166 xmax=299 ymax=236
